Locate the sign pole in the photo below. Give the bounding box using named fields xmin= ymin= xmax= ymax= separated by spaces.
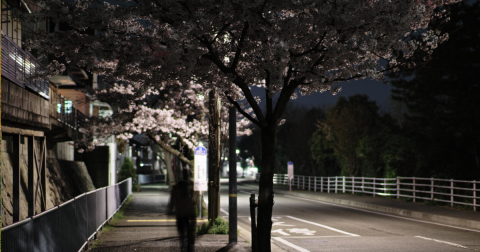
xmin=288 ymin=161 xmax=294 ymax=191
xmin=229 ymin=106 xmax=237 ymax=245
xmin=194 ymin=146 xmax=208 ymax=219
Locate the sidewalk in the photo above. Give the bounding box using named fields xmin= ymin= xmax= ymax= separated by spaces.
xmin=243 ymin=182 xmax=480 ymax=231
xmin=87 ymin=184 xmax=250 ymax=252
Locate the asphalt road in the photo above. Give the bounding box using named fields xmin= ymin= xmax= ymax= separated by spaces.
xmin=220 ymin=182 xmax=480 ymax=252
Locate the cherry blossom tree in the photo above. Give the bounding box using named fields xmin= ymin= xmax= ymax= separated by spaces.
xmin=18 ymin=0 xmax=463 ymax=250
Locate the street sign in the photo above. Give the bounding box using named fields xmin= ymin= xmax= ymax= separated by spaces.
xmin=288 ymin=161 xmax=294 ymax=191
xmin=194 ymin=146 xmax=207 ymax=191
xmin=288 ymin=161 xmax=294 ymax=179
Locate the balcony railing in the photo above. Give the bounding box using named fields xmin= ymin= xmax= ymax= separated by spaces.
xmin=48 ymin=83 xmax=87 ymax=132
xmin=1 ymin=31 xmax=50 ymax=99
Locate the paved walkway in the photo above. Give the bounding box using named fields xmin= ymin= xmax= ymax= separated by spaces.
xmin=87 ymin=184 xmax=249 ymax=252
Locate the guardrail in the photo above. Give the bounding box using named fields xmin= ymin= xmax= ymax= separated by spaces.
xmin=138 ymin=174 xmax=166 ymax=184
xmin=256 ymin=174 xmax=479 ymax=211
xmin=1 ymin=178 xmax=132 ymax=252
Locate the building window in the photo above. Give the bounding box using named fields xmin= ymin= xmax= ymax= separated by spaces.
xmin=65 ymin=100 xmax=73 ymax=114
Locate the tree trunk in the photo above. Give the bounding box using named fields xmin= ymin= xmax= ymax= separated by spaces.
xmin=208 ymin=88 xmax=221 ymax=224
xmin=257 ymin=126 xmax=276 ymax=252
xmin=164 ymin=151 xmax=175 ymax=190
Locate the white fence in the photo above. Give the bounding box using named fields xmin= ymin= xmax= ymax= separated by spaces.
xmin=255 ymin=174 xmax=479 ymax=211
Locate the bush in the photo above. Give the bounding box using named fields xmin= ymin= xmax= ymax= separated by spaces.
xmin=196 ymin=217 xmax=229 ymax=235
xmin=118 ymin=157 xmax=140 ymax=191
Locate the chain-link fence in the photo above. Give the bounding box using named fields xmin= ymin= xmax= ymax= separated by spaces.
xmin=1 ymin=178 xmax=132 ymax=252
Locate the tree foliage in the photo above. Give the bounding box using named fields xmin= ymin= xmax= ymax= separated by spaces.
xmin=388 ymin=0 xmax=480 ymax=179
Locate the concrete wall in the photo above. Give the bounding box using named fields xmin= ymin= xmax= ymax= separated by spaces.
xmin=55 ymin=141 xmax=75 ymax=161
xmin=1 ymin=79 xmax=50 ymax=129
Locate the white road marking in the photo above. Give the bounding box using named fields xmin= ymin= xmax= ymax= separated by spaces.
xmin=272 ymin=229 xmax=290 ymax=236
xmin=284 ymin=195 xmax=480 ymax=233
xmin=273 ymin=237 xmax=310 ymax=252
xmin=220 ymin=208 xmax=229 ymax=216
xmin=286 ymin=216 xmax=360 ymax=237
xmin=239 ymin=190 xmax=252 ymax=194
xmin=284 ymin=235 xmax=355 ymax=238
xmin=272 ymin=221 xmax=295 ymax=227
xmin=287 ymin=228 xmax=316 ymax=236
xmin=415 ymin=236 xmax=470 ymax=249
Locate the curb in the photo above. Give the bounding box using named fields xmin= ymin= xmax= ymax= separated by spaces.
xmin=277 ymin=190 xmax=480 ymax=231
xmin=237 ymin=225 xmax=287 ymax=252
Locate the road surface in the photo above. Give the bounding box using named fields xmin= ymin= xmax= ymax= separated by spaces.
xmin=219 ymin=182 xmax=480 ymax=252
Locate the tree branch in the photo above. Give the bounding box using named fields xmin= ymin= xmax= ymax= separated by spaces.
xmin=148 ymin=132 xmax=194 ymax=167
xmin=231 ymin=21 xmax=249 ymax=71
xmin=224 ymin=93 xmax=261 ymax=127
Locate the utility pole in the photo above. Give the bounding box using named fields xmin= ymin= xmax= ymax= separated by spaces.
xmin=208 ymin=88 xmax=221 ymax=225
xmin=229 ymin=106 xmax=237 ymax=244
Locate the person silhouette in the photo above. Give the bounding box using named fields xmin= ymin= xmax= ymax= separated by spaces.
xmin=168 ymin=168 xmax=196 ymax=252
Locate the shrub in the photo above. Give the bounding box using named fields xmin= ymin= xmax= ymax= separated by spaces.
xmin=118 ymin=157 xmax=140 ymax=191
xmin=196 ymin=217 xmax=229 ymax=235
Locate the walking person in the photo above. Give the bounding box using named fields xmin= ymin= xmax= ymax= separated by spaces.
xmin=168 ymin=168 xmax=196 ymax=252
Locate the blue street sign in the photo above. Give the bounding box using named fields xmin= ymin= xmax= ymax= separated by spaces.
xmin=195 ymin=146 xmax=207 ymax=156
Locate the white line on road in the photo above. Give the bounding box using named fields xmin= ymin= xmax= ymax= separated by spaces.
xmin=281 ymin=235 xmax=354 ymax=238
xmin=286 ymin=216 xmax=360 ymax=237
xmin=220 ymin=208 xmax=229 ymax=216
xmin=273 ymin=237 xmax=310 ymax=252
xmin=239 ymin=190 xmax=253 ymax=194
xmin=283 ymin=195 xmax=480 ymax=233
xmin=415 ymin=236 xmax=470 ymax=249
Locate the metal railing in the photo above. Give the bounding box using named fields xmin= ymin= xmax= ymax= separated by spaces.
xmin=1 ymin=31 xmax=50 ymax=99
xmin=1 ymin=178 xmax=132 ymax=252
xmin=49 ymin=83 xmax=87 ymax=131
xmin=256 ymin=174 xmax=479 ymax=211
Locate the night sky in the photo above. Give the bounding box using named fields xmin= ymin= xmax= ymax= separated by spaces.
xmin=251 ymin=78 xmax=394 ymax=110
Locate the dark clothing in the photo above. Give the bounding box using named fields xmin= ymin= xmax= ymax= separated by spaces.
xmin=168 ymin=180 xmax=196 ymax=252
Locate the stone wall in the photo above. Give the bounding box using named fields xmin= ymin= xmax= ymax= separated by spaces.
xmin=1 ymin=136 xmax=95 ymax=227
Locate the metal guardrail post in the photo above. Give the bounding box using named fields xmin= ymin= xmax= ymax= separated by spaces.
xmin=352 ymin=177 xmax=354 ymax=194
xmin=397 ymin=177 xmax=400 ymax=199
xmin=474 ymin=181 xmax=476 ymax=212
xmin=413 ymin=177 xmax=416 ymax=202
xmin=431 ymin=178 xmax=434 ymax=200
xmin=308 ymin=177 xmax=311 ymax=191
xmin=335 ymin=177 xmax=337 ymax=194
xmin=451 ymin=179 xmax=454 ymax=207
xmin=373 ymin=178 xmax=376 ymax=197
xmin=362 ymin=177 xmax=364 ymax=193
xmin=327 ymin=177 xmax=330 ymax=193
xmin=303 ymin=176 xmax=305 ymax=190
xmin=314 ymin=177 xmax=317 ymax=192
xmin=343 ymin=177 xmax=345 ymax=193
xmin=298 ymin=176 xmax=300 ymax=189
xmin=321 ymin=177 xmax=323 ymax=193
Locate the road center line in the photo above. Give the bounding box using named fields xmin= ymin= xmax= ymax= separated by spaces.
xmin=286 ymin=216 xmax=360 ymax=237
xmin=415 ymin=236 xmax=470 ymax=249
xmin=273 ymin=237 xmax=310 ymax=252
xmin=283 ymin=195 xmax=480 ymax=233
